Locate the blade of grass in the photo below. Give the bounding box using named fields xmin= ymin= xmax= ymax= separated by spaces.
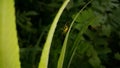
xmin=38 ymin=0 xmax=70 ymax=68
xmin=67 ymin=16 xmax=97 ymax=68
xmin=57 ymin=0 xmax=92 ymax=68
xmin=0 ymin=0 xmax=21 ymax=68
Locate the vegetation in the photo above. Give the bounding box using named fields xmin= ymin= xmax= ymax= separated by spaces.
xmin=15 ymin=0 xmax=120 ymax=68
xmin=0 ymin=0 xmax=20 ymax=68
xmin=1 ymin=0 xmax=120 ymax=68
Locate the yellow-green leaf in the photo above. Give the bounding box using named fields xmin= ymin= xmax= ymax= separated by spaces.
xmin=0 ymin=0 xmax=21 ymax=68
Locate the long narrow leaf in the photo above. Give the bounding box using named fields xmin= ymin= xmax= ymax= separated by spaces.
xmin=57 ymin=0 xmax=92 ymax=68
xmin=67 ymin=16 xmax=97 ymax=68
xmin=0 ymin=0 xmax=21 ymax=68
xmin=38 ymin=0 xmax=70 ymax=68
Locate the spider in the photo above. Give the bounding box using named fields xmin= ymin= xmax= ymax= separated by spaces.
xmin=62 ymin=23 xmax=69 ymax=35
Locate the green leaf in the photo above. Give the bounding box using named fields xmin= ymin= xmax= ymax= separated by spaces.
xmin=25 ymin=11 xmax=38 ymax=16
xmin=77 ymin=41 xmax=90 ymax=54
xmin=72 ymin=9 xmax=96 ymax=31
xmin=38 ymin=0 xmax=70 ymax=68
xmin=0 ymin=0 xmax=21 ymax=68
xmin=86 ymin=46 xmax=102 ymax=68
xmin=66 ymin=0 xmax=84 ymax=10
xmin=100 ymin=25 xmax=112 ymax=37
xmin=72 ymin=9 xmax=94 ymax=23
xmin=114 ymin=52 xmax=120 ymax=60
xmin=57 ymin=1 xmax=93 ymax=68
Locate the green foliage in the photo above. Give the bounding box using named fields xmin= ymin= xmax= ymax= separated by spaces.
xmin=67 ymin=8 xmax=97 ymax=68
xmin=0 ymin=0 xmax=21 ymax=68
xmin=14 ymin=0 xmax=120 ymax=68
xmin=38 ymin=0 xmax=70 ymax=68
xmin=114 ymin=52 xmax=120 ymax=60
xmin=58 ymin=1 xmax=92 ymax=68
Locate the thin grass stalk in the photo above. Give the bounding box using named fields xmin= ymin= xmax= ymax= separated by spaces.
xmin=38 ymin=0 xmax=70 ymax=68
xmin=57 ymin=0 xmax=92 ymax=68
xmin=67 ymin=16 xmax=97 ymax=68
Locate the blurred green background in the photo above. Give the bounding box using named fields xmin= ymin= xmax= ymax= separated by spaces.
xmin=15 ymin=0 xmax=120 ymax=68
